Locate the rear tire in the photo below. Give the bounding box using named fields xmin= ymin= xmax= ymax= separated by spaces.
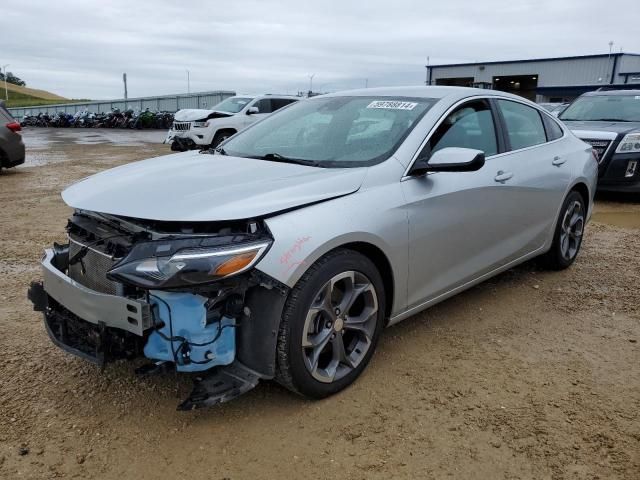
xmin=540 ymin=191 xmax=586 ymax=270
xmin=275 ymin=249 xmax=385 ymax=399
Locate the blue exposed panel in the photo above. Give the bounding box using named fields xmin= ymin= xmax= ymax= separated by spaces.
xmin=144 ymin=291 xmax=235 ymax=372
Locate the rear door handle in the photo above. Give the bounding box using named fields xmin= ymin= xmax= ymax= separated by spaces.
xmin=494 ymin=171 xmax=514 ymax=183
xmin=552 ymin=156 xmax=566 ymax=166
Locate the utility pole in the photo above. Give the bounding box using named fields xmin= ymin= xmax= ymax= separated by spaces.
xmin=608 ymin=41 xmax=615 ymax=85
xmin=2 ymin=64 xmax=9 ymax=101
xmin=186 ymin=69 xmax=190 ymax=94
xmin=425 ymin=56 xmax=430 ymax=85
xmin=308 ymin=74 xmax=315 ymax=96
xmin=123 ymin=73 xmax=128 ymax=100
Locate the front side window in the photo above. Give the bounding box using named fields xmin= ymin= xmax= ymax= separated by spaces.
xmin=420 ymin=100 xmax=498 ymax=159
xmin=222 ymin=96 xmax=436 ymax=167
xmin=213 ymin=97 xmax=253 ymax=114
xmin=560 ymin=94 xmax=640 ymax=122
xmin=497 ymin=100 xmax=547 ymax=150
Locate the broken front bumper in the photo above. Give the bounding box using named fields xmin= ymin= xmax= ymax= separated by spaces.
xmin=32 ymin=248 xmax=152 ymax=335
xmin=28 ymin=248 xmax=152 ymax=366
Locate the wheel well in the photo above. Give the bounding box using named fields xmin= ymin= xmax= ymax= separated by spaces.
xmin=571 ymin=182 xmax=590 ymax=210
xmin=215 ymin=128 xmax=236 ymax=137
xmin=339 ymin=242 xmax=394 ymax=321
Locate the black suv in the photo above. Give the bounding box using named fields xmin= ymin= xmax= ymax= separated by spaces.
xmin=560 ymin=90 xmax=640 ymax=193
xmin=0 ymin=101 xmax=25 ymax=170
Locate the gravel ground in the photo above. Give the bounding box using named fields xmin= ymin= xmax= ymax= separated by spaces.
xmin=0 ymin=129 xmax=639 ymax=480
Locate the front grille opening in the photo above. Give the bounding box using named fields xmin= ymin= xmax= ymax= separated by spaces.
xmin=68 ymin=235 xmax=121 ymax=295
xmin=172 ymin=122 xmax=191 ymax=131
xmin=583 ymin=139 xmax=611 ymax=164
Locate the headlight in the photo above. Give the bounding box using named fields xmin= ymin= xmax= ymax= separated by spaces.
xmin=616 ymin=133 xmax=640 ymax=153
xmin=108 ymin=240 xmax=271 ymax=289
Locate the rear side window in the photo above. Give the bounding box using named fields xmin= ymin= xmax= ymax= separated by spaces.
xmin=253 ymin=99 xmax=272 ymax=114
xmin=271 ymin=98 xmax=297 ymax=111
xmin=0 ymin=103 xmax=13 ymax=122
xmin=497 ymin=100 xmax=547 ymax=150
xmin=543 ymin=115 xmax=564 ymax=141
xmin=421 ymin=99 xmax=498 ymax=158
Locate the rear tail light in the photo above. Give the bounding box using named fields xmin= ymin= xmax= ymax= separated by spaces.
xmin=6 ymin=121 xmax=22 ymax=133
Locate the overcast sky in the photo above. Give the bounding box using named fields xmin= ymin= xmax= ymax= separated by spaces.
xmin=2 ymin=0 xmax=639 ymax=99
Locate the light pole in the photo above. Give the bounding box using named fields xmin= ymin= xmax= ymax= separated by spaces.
xmin=2 ymin=64 xmax=9 ymax=101
xmin=186 ymin=69 xmax=190 ymax=94
xmin=308 ymin=74 xmax=315 ymax=95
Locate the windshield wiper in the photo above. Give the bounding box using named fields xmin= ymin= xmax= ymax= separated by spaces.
xmin=215 ymin=146 xmax=228 ymax=155
xmin=563 ymin=118 xmax=631 ymax=122
xmin=255 ymin=153 xmax=321 ymax=167
xmin=592 ymin=118 xmax=631 ymax=122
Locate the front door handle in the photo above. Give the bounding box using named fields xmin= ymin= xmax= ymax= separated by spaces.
xmin=552 ymin=156 xmax=566 ymax=166
xmin=494 ymin=170 xmax=514 ymax=183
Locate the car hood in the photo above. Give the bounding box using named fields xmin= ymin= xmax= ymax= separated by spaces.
xmin=563 ymin=120 xmax=640 ymax=137
xmin=173 ymin=109 xmax=233 ymax=121
xmin=62 ymin=152 xmax=367 ymax=221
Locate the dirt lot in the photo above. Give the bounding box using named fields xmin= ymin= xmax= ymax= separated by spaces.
xmin=1 ymin=129 xmax=639 ymax=480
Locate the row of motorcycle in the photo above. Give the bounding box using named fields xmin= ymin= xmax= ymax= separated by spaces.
xmin=21 ymin=109 xmax=175 ymax=129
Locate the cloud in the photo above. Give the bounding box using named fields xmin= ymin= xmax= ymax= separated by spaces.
xmin=2 ymin=0 xmax=638 ymax=99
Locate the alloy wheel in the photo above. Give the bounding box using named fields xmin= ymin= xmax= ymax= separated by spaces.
xmin=560 ymin=200 xmax=584 ymax=261
xmin=301 ymin=271 xmax=378 ymax=383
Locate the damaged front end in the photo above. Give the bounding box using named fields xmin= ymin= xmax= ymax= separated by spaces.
xmin=28 ymin=210 xmax=289 ymax=410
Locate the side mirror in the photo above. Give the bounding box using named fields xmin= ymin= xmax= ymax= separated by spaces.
xmin=247 ymin=106 xmax=259 ymax=115
xmin=409 ymin=147 xmax=485 ymax=176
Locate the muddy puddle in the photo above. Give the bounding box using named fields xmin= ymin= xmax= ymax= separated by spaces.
xmin=592 ymin=211 xmax=640 ymax=229
xmin=19 ymin=128 xmax=167 ymax=167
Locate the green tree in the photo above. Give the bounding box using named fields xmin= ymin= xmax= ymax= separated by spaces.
xmin=0 ymin=71 xmax=26 ymax=87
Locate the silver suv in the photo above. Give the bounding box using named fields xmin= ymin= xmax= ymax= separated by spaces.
xmin=0 ymin=102 xmax=25 ymax=170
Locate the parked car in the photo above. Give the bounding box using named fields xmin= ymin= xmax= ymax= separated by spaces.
xmin=0 ymin=101 xmax=25 ymax=170
xmin=166 ymin=94 xmax=299 ymax=151
xmin=538 ymin=102 xmax=569 ymax=117
xmin=29 ymin=86 xmax=597 ymax=409
xmin=559 ymin=89 xmax=640 ymax=192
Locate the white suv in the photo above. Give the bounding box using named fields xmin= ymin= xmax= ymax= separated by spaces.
xmin=166 ymin=94 xmax=299 ymax=151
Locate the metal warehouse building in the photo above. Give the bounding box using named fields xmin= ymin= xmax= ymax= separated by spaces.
xmin=426 ymin=53 xmax=640 ymax=102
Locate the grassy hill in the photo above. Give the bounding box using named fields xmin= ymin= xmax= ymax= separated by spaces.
xmin=2 ymin=83 xmax=89 ymax=108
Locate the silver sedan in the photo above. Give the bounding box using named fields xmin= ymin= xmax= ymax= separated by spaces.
xmin=35 ymin=86 xmax=598 ymax=406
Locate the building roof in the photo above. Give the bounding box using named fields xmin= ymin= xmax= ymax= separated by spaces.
xmin=427 ymin=52 xmax=640 ymax=69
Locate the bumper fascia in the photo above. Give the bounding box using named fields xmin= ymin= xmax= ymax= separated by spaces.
xmin=37 ymin=248 xmax=151 ymax=336
xmin=598 ymin=153 xmax=640 ymax=192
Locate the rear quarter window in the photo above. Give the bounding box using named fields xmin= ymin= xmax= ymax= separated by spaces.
xmin=0 ymin=104 xmax=14 ymax=122
xmin=543 ymin=115 xmax=564 ymax=141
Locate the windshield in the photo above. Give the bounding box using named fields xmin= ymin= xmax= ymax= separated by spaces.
xmin=221 ymin=96 xmax=436 ymax=167
xmin=560 ymin=94 xmax=640 ymax=122
xmin=213 ymin=97 xmax=253 ymax=114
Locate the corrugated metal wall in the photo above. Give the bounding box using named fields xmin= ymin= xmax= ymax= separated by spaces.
xmin=429 ymin=54 xmax=640 ymax=88
xmin=618 ymin=55 xmax=640 ymax=76
xmin=8 ymin=90 xmax=236 ymax=117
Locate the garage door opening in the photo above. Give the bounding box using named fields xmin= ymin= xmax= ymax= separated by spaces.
xmin=493 ymin=75 xmax=539 ymax=100
xmin=435 ymin=77 xmax=474 ymax=87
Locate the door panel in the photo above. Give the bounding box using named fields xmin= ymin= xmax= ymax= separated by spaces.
xmin=402 ymin=154 xmax=533 ymax=308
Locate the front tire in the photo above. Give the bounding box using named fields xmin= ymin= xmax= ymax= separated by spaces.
xmin=210 ymin=130 xmax=234 ymax=149
xmin=275 ymin=249 xmax=385 ymax=399
xmin=541 ymin=191 xmax=586 ymax=270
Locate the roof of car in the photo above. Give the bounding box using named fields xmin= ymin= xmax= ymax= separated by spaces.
xmin=235 ymin=94 xmax=300 ymax=99
xmin=322 ymin=86 xmax=526 ymax=102
xmin=582 ymin=89 xmax=640 ymax=96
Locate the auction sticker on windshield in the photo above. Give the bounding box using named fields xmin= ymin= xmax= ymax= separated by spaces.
xmin=367 ymin=100 xmax=418 ymax=110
